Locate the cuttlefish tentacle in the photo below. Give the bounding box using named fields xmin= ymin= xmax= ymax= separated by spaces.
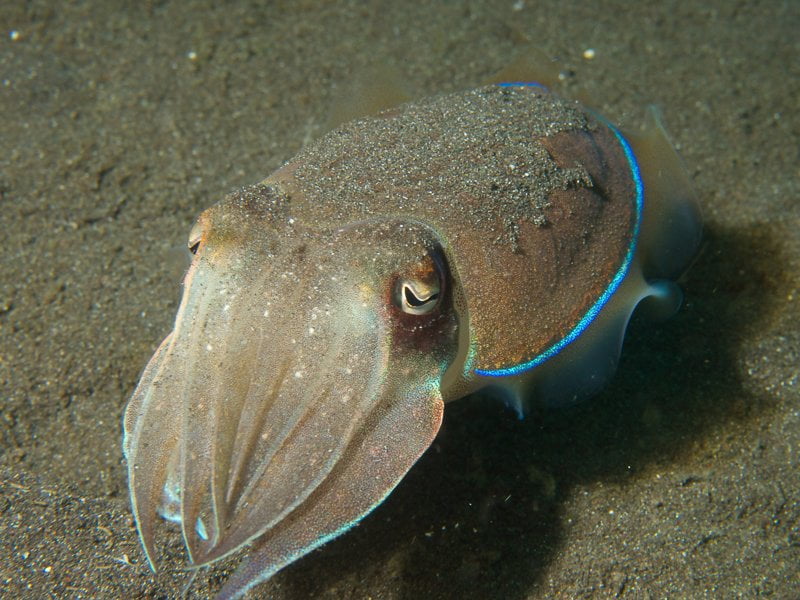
xmin=124 ymin=253 xmax=210 ymax=569
xmin=222 ymin=263 xmax=309 ymax=514
xmin=178 ymin=257 xmax=250 ymax=560
xmin=215 ymin=381 xmax=445 ymax=600
xmin=123 ymin=333 xmax=177 ymax=570
xmin=125 ymin=210 xmax=459 ymax=583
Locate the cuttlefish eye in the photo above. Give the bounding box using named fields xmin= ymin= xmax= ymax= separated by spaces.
xmin=394 ymin=252 xmax=444 ymax=315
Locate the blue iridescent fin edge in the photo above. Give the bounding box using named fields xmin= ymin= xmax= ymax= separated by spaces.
xmin=475 ymin=113 xmax=644 ymax=378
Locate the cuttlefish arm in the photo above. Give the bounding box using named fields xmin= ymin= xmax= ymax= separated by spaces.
xmin=215 ymin=359 xmax=445 ymax=599
xmin=123 ymin=189 xmax=460 ymax=597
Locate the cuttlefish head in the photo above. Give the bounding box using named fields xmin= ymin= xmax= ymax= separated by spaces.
xmin=122 ymin=184 xmax=461 ymax=589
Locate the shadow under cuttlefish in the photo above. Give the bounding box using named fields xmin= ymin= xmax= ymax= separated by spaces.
xmin=257 ymin=221 xmax=785 ymax=600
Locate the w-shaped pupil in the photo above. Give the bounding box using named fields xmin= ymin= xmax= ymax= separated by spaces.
xmin=404 ymin=285 xmax=438 ymax=307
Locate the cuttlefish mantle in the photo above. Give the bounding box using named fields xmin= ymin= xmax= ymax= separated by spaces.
xmin=123 ymin=83 xmax=701 ymax=598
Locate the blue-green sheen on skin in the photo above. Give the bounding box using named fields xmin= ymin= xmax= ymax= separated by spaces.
xmin=123 ymin=84 xmax=701 ymax=599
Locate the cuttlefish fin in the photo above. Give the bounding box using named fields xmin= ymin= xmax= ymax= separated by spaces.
xmin=627 ymin=106 xmax=703 ymax=282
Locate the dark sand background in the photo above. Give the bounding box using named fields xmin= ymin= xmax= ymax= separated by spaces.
xmin=1 ymin=1 xmax=798 ymax=598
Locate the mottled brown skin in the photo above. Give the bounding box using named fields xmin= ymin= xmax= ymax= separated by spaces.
xmin=272 ymin=86 xmax=636 ymax=373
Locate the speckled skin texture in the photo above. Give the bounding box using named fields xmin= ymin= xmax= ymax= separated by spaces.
xmin=122 ymin=84 xmax=696 ymax=598
xmin=124 ymin=202 xmax=456 ymax=598
xmin=280 ymin=86 xmax=639 ymax=373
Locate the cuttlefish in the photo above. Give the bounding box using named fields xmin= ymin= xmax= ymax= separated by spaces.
xmin=123 ymin=82 xmax=701 ymax=598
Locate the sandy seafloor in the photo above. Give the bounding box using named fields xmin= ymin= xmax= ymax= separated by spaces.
xmin=1 ymin=0 xmax=798 ymax=598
